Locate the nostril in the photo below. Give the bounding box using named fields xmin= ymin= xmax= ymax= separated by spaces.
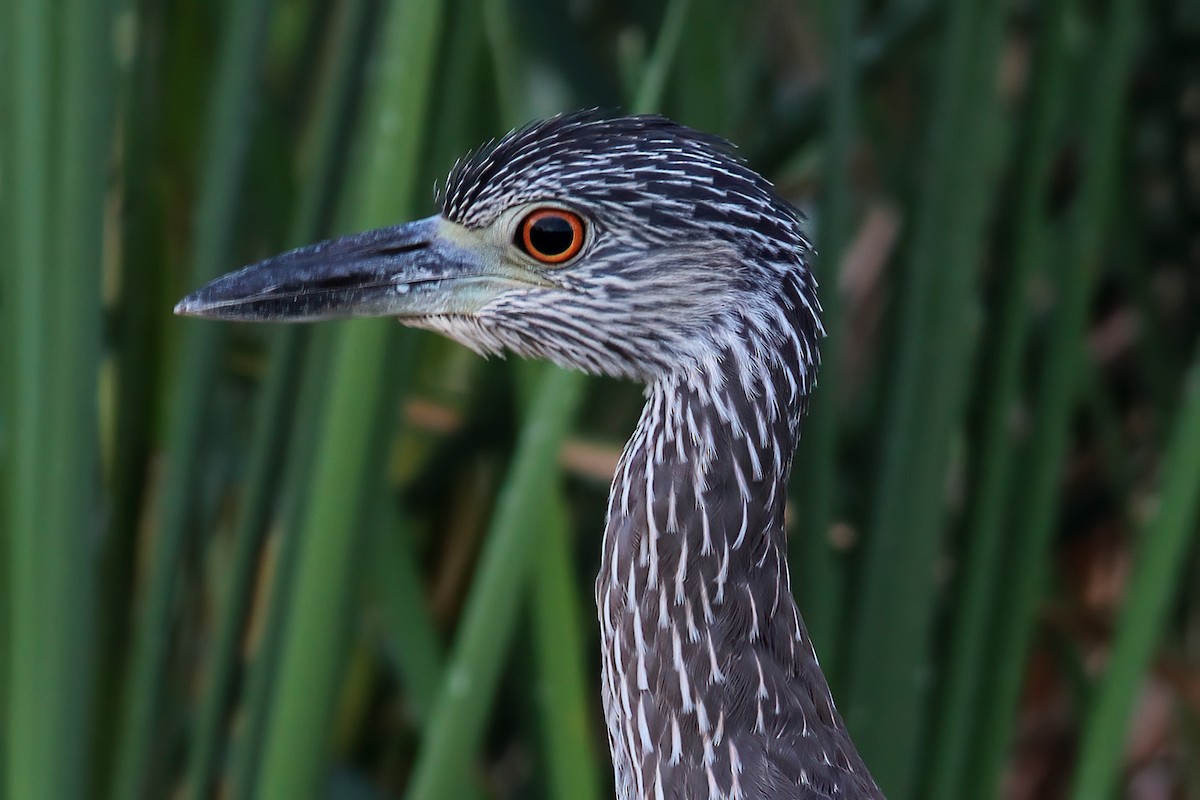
xmin=374 ymin=241 xmax=429 ymax=258
xmin=295 ymin=273 xmax=371 ymax=292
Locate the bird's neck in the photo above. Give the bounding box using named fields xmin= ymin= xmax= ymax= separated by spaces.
xmin=596 ymin=332 xmax=823 ymax=794
xmin=599 ymin=338 xmax=806 ymax=617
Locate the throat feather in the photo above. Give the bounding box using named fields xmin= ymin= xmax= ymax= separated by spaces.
xmin=596 ymin=343 xmax=813 ymax=797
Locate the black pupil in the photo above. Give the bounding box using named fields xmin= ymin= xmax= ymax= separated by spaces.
xmin=528 ymin=215 xmax=575 ymax=256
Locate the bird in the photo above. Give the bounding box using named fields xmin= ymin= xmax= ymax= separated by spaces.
xmin=177 ymin=111 xmax=884 ymax=800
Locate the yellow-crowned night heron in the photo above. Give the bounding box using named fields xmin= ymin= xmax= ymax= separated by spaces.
xmin=177 ymin=112 xmax=884 ymax=800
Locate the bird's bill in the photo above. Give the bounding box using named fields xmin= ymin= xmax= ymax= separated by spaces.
xmin=174 ymin=215 xmax=543 ymax=322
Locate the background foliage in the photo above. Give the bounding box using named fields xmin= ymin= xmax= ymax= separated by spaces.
xmin=2 ymin=0 xmax=1200 ymax=798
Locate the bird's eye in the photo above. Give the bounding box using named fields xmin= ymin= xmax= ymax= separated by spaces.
xmin=517 ymin=208 xmax=585 ymax=265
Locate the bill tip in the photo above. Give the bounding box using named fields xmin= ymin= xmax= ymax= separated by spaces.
xmin=174 ymin=295 xmax=202 ymax=317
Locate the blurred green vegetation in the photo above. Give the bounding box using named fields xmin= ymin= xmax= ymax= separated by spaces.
xmin=2 ymin=0 xmax=1200 ymax=798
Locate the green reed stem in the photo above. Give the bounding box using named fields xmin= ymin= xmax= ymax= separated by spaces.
xmin=180 ymin=0 xmax=371 ymax=795
xmin=1070 ymin=351 xmax=1200 ymax=799
xmin=532 ymin=436 xmax=603 ymax=800
xmin=792 ymin=0 xmax=860 ymax=685
xmin=968 ymin=0 xmax=1142 ymax=793
xmin=253 ymin=0 xmax=447 ymax=795
xmin=111 ymin=1 xmax=273 ymax=795
xmin=5 ymin=0 xmax=115 ymax=796
xmin=924 ymin=3 xmax=1072 ymax=798
xmin=405 ymin=367 xmax=587 ymax=800
xmin=846 ymin=0 xmax=1006 ymax=792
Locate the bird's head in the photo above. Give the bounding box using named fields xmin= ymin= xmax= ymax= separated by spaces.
xmin=177 ymin=112 xmax=819 ymax=383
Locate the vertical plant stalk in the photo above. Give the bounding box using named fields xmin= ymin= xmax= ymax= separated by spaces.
xmin=255 ymin=325 xmax=399 ymax=800
xmin=180 ymin=1 xmax=371 ymax=796
xmin=252 ymin=0 xmax=448 ymax=797
xmin=179 ymin=329 xmax=308 ymax=800
xmin=630 ymin=0 xmax=692 ymax=116
xmin=482 ymin=0 xmax=524 ymax=125
xmin=968 ymin=0 xmax=1142 ymax=792
xmin=923 ymin=4 xmax=1072 ymax=798
xmin=845 ymin=0 xmax=1007 ymax=793
xmin=792 ymin=0 xmax=860 ymax=682
xmin=0 ymin=6 xmax=10 ymax=790
xmin=365 ymin=460 xmax=489 ymax=800
xmin=370 ymin=502 xmax=452 ymax=724
xmin=1070 ymin=352 xmax=1200 ymax=798
xmin=5 ymin=0 xmax=115 ymax=797
xmin=227 ymin=331 xmax=336 ymax=800
xmin=4 ymin=1 xmax=55 ymax=794
xmin=533 ymin=492 xmax=605 ymax=800
xmin=111 ymin=0 xmax=274 ymax=796
xmin=405 ymin=368 xmax=587 ymax=800
xmin=97 ymin=2 xmax=172 ymax=789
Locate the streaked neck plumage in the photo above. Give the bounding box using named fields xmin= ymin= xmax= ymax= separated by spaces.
xmin=595 ymin=280 xmax=882 ymax=800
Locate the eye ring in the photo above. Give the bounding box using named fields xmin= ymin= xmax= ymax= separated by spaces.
xmin=517 ymin=208 xmax=586 ymax=265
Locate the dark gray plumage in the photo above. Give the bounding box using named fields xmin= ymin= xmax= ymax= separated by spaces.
xmin=177 ymin=112 xmax=884 ymax=800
